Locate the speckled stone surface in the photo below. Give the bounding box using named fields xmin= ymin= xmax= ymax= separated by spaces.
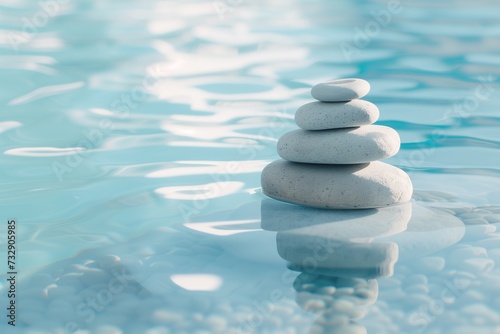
xmin=311 ymin=78 xmax=370 ymax=102
xmin=277 ymin=125 xmax=400 ymax=164
xmin=261 ymin=160 xmax=413 ymax=209
xmin=295 ymin=100 xmax=379 ymax=130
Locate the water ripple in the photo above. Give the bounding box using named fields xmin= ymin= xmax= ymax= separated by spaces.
xmin=7 ymin=81 xmax=84 ymax=105
xmin=4 ymin=146 xmax=86 ymax=157
xmin=0 ymin=120 xmax=22 ymax=133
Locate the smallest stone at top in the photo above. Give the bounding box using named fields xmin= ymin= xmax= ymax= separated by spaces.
xmin=311 ymin=78 xmax=370 ymax=102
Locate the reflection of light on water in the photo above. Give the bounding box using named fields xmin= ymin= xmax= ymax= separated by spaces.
xmin=154 ymin=181 xmax=244 ymax=200
xmin=114 ymin=160 xmax=270 ymax=178
xmin=4 ymin=146 xmax=86 ymax=157
xmin=149 ymin=36 xmax=309 ymax=106
xmin=147 ymin=19 xmax=185 ymax=35
xmin=151 ymin=39 xmax=308 ymax=79
xmin=185 ymin=219 xmax=260 ymax=236
xmin=161 ymin=121 xmax=278 ymax=141
xmin=0 ymin=55 xmax=57 ymax=75
xmin=88 ymin=107 xmax=115 ymax=116
xmin=167 ymin=141 xmax=248 ymax=148
xmin=7 ymin=81 xmax=84 ymax=106
xmin=0 ymin=121 xmax=22 ymax=133
xmin=146 ymin=160 xmax=269 ymax=178
xmin=0 ymin=35 xmax=64 ymax=51
xmin=171 ymin=274 xmax=223 ymax=291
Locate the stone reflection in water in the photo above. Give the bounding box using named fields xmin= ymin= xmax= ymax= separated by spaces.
xmin=294 ymin=273 xmax=377 ymax=334
xmin=261 ymin=200 xmax=413 ymax=334
xmin=262 ymin=200 xmax=412 ymax=278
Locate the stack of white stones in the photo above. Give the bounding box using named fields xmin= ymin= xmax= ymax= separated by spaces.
xmin=261 ymin=78 xmax=413 ymax=209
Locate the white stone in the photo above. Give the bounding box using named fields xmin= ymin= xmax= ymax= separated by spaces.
xmin=295 ymin=100 xmax=379 ymax=130
xmin=413 ymin=256 xmax=446 ymax=273
xmin=79 ymin=267 xmax=112 ymax=286
xmin=277 ymin=125 xmax=400 ymax=164
xmin=461 ymin=258 xmax=494 ymax=274
xmin=404 ymin=274 xmax=428 ymax=286
xmin=311 ymin=78 xmax=370 ymax=102
xmin=296 ymin=292 xmax=329 ymax=312
xmin=261 ymin=160 xmax=412 ymax=209
xmin=461 ymin=304 xmax=500 ymax=323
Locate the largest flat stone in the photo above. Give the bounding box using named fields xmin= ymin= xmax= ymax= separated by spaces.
xmin=261 ymin=160 xmax=413 ymax=209
xmin=277 ymin=125 xmax=400 ymax=164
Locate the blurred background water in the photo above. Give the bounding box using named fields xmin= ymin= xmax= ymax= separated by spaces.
xmin=0 ymin=0 xmax=499 ymax=333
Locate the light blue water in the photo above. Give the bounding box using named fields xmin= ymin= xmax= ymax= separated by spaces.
xmin=1 ymin=0 xmax=499 ymax=333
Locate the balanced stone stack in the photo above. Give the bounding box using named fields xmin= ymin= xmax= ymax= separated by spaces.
xmin=261 ymin=78 xmax=413 ymax=209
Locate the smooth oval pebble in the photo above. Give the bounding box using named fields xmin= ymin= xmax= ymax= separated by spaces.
xmin=311 ymin=78 xmax=370 ymax=102
xmin=261 ymin=160 xmax=413 ymax=209
xmin=277 ymin=125 xmax=400 ymax=164
xmin=295 ymin=100 xmax=379 ymax=130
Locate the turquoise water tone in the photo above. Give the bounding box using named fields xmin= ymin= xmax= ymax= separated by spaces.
xmin=1 ymin=0 xmax=500 ymax=333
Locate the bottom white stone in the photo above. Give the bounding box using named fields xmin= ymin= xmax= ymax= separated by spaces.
xmin=261 ymin=160 xmax=413 ymax=209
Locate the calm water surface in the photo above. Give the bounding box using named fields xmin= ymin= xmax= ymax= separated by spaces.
xmin=0 ymin=0 xmax=499 ymax=333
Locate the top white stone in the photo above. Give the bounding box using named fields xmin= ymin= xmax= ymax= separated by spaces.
xmin=311 ymin=78 xmax=370 ymax=102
